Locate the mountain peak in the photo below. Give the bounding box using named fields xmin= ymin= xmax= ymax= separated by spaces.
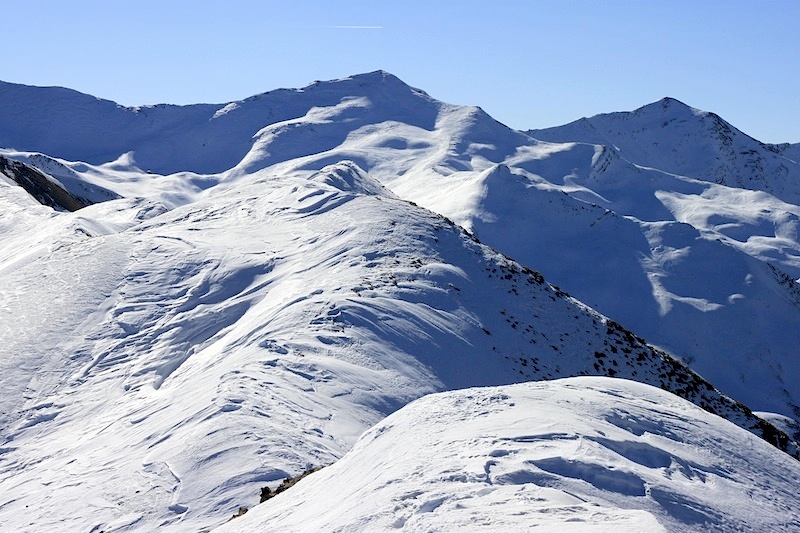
xmin=344 ymin=69 xmax=401 ymax=82
xmin=305 ymin=70 xmax=417 ymax=93
xmin=656 ymin=96 xmax=690 ymax=107
xmin=4 ymin=71 xmax=800 ymax=533
xmin=634 ymin=96 xmax=699 ymax=117
xmin=0 ymin=70 xmax=441 ymax=175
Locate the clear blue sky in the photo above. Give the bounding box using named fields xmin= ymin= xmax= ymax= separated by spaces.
xmin=4 ymin=0 xmax=798 ymax=143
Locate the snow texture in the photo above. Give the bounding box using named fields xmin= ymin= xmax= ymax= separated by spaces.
xmin=218 ymin=378 xmax=800 ymax=532
xmin=1 ymin=71 xmax=799 ymax=532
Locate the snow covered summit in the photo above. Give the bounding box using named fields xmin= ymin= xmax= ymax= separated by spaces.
xmin=528 ymin=96 xmax=800 ymax=203
xmin=0 ymin=71 xmax=434 ymax=175
xmin=1 ymin=72 xmax=799 ymax=532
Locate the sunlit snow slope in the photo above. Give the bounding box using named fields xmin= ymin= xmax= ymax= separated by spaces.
xmin=528 ymin=97 xmax=800 ymax=203
xmin=219 ymin=377 xmax=800 ymax=532
xmin=3 ymin=160 xmax=787 ymax=532
xmin=1 ymin=72 xmax=799 ymax=532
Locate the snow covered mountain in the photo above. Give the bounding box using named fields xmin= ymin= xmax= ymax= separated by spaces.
xmin=2 ymin=158 xmax=787 ymax=532
xmin=527 ymin=97 xmax=800 ymax=204
xmin=1 ymin=72 xmax=799 ymax=531
xmin=219 ymin=378 xmax=800 ymax=532
xmin=0 ymin=72 xmax=438 ymax=176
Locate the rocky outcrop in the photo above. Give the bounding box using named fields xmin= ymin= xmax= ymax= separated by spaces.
xmin=0 ymin=155 xmax=90 ymax=211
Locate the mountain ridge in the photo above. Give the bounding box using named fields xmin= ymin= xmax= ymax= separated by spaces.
xmin=527 ymin=96 xmax=800 ymax=204
xmin=218 ymin=377 xmax=800 ymax=532
xmin=2 ymin=72 xmax=800 ymax=532
xmin=0 ymin=158 xmax=795 ymax=532
xmin=0 ymin=71 xmax=433 ymax=175
xmin=3 ymin=72 xmax=799 ymax=421
xmin=2 ymin=73 xmax=799 ymax=422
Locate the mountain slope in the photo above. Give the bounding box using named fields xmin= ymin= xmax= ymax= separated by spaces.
xmin=0 ymin=71 xmax=439 ymax=176
xmin=0 ymin=161 xmax=791 ymax=533
xmin=219 ymin=377 xmax=800 ymax=532
xmin=2 ymin=73 xmax=800 ymax=532
xmin=2 ymin=73 xmax=799 ymax=423
xmin=204 ymin=84 xmax=800 ymax=422
xmin=0 ymin=154 xmax=92 ymax=211
xmin=527 ymin=97 xmax=800 ymax=204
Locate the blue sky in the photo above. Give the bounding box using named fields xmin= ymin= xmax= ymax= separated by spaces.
xmin=4 ymin=0 xmax=798 ymax=143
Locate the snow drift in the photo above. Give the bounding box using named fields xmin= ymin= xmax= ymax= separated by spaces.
xmin=218 ymin=377 xmax=800 ymax=532
xmin=1 ymin=72 xmax=799 ymax=532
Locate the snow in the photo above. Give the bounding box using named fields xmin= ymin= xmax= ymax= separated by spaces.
xmin=224 ymin=84 xmax=800 ymax=421
xmin=217 ymin=377 xmax=800 ymax=532
xmin=527 ymin=97 xmax=800 ymax=205
xmin=1 ymin=72 xmax=800 ymax=532
xmin=0 ymin=71 xmax=439 ymax=176
xmin=0 ymin=159 xmax=790 ymax=531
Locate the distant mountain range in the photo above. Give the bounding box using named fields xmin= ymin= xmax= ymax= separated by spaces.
xmin=1 ymin=72 xmax=798 ymax=532
xmin=528 ymin=96 xmax=800 ymax=203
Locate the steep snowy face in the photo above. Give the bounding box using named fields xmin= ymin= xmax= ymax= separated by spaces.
xmin=0 ymin=160 xmax=790 ymax=533
xmin=218 ymin=377 xmax=800 ymax=533
xmin=2 ymin=73 xmax=800 ymax=425
xmin=457 ymin=159 xmax=800 ymax=422
xmin=225 ymin=87 xmax=800 ymax=421
xmin=2 ymin=72 xmax=800 ymax=531
xmin=527 ymin=97 xmax=800 ymax=204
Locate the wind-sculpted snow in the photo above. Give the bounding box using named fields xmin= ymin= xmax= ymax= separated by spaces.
xmin=218 ymin=378 xmax=800 ymax=532
xmin=0 ymin=161 xmax=792 ymax=532
xmin=2 ymin=73 xmax=800 ymax=531
xmin=228 ymin=87 xmax=800 ymax=421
